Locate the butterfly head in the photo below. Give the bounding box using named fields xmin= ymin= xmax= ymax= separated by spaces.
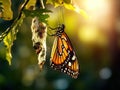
xmin=55 ymin=24 xmax=65 ymax=37
xmin=57 ymin=24 xmax=65 ymax=32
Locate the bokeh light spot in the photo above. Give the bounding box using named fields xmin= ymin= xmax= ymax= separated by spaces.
xmin=53 ymin=78 xmax=69 ymax=90
xmin=78 ymin=26 xmax=99 ymax=43
xmin=18 ymin=45 xmax=30 ymax=58
xmin=99 ymin=67 xmax=112 ymax=80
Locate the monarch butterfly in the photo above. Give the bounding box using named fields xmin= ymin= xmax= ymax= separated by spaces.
xmin=50 ymin=24 xmax=79 ymax=79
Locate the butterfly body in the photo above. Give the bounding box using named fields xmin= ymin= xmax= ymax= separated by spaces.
xmin=50 ymin=24 xmax=79 ymax=79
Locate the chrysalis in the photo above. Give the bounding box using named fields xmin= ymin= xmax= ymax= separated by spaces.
xmin=31 ymin=17 xmax=47 ymax=70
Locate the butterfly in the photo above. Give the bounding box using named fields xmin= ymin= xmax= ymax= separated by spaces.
xmin=49 ymin=24 xmax=79 ymax=79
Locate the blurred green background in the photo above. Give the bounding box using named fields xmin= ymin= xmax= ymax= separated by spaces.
xmin=0 ymin=0 xmax=120 ymax=90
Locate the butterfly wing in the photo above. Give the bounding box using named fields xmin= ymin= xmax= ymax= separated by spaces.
xmin=50 ymin=32 xmax=79 ymax=78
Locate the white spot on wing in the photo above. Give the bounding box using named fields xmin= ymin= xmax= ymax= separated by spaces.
xmin=67 ymin=50 xmax=70 ymax=54
xmin=68 ymin=62 xmax=71 ymax=66
xmin=72 ymin=55 xmax=76 ymax=60
xmin=64 ymin=37 xmax=67 ymax=41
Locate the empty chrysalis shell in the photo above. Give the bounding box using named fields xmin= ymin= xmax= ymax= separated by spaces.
xmin=31 ymin=17 xmax=47 ymax=70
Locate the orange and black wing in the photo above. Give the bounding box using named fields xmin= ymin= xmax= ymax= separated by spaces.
xmin=50 ymin=32 xmax=79 ymax=78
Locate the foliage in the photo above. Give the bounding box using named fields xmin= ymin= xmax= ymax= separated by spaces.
xmin=0 ymin=0 xmax=28 ymax=65
xmin=23 ymin=9 xmax=51 ymax=23
xmin=3 ymin=14 xmax=25 ymax=65
xmin=46 ymin=0 xmax=89 ymax=19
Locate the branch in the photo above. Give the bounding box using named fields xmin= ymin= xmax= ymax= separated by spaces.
xmin=0 ymin=0 xmax=29 ymax=42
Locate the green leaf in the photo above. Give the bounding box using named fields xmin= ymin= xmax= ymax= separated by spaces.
xmin=3 ymin=29 xmax=17 ymax=65
xmin=46 ymin=0 xmax=89 ymax=19
xmin=0 ymin=0 xmax=27 ymax=65
xmin=23 ymin=9 xmax=51 ymax=23
xmin=0 ymin=0 xmax=13 ymax=20
xmin=63 ymin=3 xmax=89 ymax=19
xmin=3 ymin=14 xmax=25 ymax=65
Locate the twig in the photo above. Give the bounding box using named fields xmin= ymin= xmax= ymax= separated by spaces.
xmin=40 ymin=0 xmax=45 ymax=9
